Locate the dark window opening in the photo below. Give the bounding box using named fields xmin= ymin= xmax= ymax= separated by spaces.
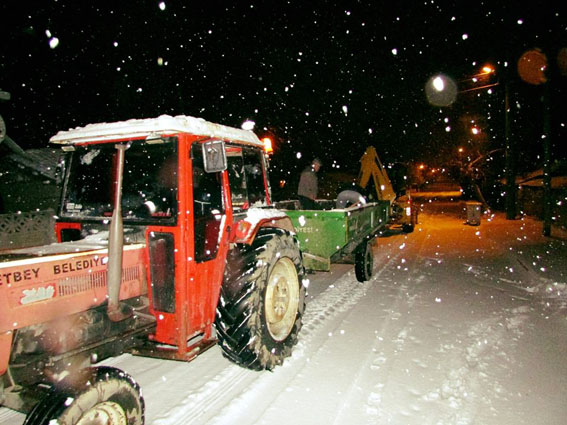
xmin=226 ymin=145 xmax=267 ymax=212
xmin=62 ymin=139 xmax=178 ymax=224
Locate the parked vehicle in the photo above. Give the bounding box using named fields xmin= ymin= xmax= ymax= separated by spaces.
xmin=358 ymin=146 xmax=417 ymax=233
xmin=276 ymin=198 xmax=390 ymax=282
xmin=276 ymin=146 xmax=416 ymax=282
xmin=0 ymin=115 xmax=306 ymax=424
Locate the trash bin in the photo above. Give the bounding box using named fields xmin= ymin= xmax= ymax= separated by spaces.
xmin=466 ymin=201 xmax=482 ymax=225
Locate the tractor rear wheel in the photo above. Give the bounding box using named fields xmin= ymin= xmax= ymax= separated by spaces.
xmin=215 ymin=229 xmax=305 ymax=370
xmin=23 ymin=366 xmax=143 ymax=425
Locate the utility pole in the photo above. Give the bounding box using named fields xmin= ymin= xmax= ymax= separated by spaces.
xmin=517 ymin=48 xmax=556 ymax=235
xmin=504 ymin=77 xmax=517 ymax=220
xmin=542 ymin=75 xmax=553 ymax=236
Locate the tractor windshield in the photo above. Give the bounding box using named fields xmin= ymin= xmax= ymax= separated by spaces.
xmin=61 ymin=138 xmax=178 ymax=223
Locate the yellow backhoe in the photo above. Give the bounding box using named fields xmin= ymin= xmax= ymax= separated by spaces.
xmin=357 ymin=146 xmax=417 ymax=233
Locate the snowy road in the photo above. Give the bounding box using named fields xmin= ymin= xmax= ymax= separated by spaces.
xmin=2 ymin=199 xmax=566 ymax=424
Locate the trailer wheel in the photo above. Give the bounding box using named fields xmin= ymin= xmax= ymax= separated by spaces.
xmin=355 ymin=240 xmax=374 ymax=282
xmin=215 ymin=229 xmax=306 ymax=370
xmin=23 ymin=366 xmax=143 ymax=425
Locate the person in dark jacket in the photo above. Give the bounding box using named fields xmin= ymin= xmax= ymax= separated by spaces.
xmin=298 ymin=158 xmax=322 ymax=209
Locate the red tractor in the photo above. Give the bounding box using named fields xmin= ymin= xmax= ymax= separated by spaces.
xmin=0 ymin=115 xmax=306 ymax=424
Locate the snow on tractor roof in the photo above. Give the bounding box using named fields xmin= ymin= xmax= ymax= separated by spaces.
xmin=49 ymin=114 xmax=263 ymax=146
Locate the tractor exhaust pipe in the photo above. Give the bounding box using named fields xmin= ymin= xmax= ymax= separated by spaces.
xmin=107 ymin=143 xmax=131 ymax=321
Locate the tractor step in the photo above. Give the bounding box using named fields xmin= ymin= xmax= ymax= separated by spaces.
xmin=130 ymin=337 xmax=217 ymax=362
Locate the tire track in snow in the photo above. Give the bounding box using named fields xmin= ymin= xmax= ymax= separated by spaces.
xmin=95 ymin=350 xmax=259 ymax=425
xmin=143 ymin=243 xmax=406 ymax=425
xmin=330 ymin=225 xmax=433 ymax=424
xmin=220 ymin=252 xmax=407 ymax=425
xmin=0 ymin=408 xmax=23 ymax=425
xmin=298 ymin=240 xmax=406 ymax=355
xmin=204 ymin=230 xmax=426 ymax=425
xmin=186 ymin=241 xmax=409 ymax=425
xmin=150 ymin=364 xmax=255 ymax=425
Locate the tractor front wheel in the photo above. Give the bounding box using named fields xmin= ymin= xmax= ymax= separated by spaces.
xmin=24 ymin=367 xmax=144 ymax=425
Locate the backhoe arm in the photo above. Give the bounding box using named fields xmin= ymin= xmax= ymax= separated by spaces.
xmin=357 ymin=147 xmax=396 ymax=204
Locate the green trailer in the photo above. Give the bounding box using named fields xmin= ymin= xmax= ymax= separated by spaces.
xmin=275 ymin=199 xmax=390 ymax=282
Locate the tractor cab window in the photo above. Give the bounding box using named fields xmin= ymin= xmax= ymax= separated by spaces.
xmin=226 ymin=145 xmax=267 ymax=212
xmin=192 ymin=143 xmax=224 ymax=262
xmin=62 ymin=139 xmax=178 ymax=223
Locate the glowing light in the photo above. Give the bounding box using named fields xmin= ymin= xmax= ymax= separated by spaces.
xmin=426 ymin=74 xmax=457 ymax=106
xmin=46 ymin=30 xmax=59 ymax=49
xmin=433 ymin=76 xmax=445 ymax=91
xmin=48 ymin=37 xmax=60 ymax=49
xmin=262 ymin=137 xmax=273 ymax=154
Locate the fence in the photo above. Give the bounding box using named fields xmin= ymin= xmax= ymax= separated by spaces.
xmin=518 ymin=186 xmax=567 ymax=230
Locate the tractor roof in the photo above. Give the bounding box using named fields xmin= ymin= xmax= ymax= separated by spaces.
xmin=50 ymin=114 xmax=262 ymax=146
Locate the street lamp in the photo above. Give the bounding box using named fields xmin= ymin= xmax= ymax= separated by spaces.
xmin=468 ymin=62 xmax=516 ymax=220
xmin=470 ymin=65 xmax=494 ymax=83
xmin=426 ymin=64 xmax=505 ymax=207
xmin=459 ymin=64 xmax=499 ymax=93
xmin=463 ymin=63 xmax=515 ymax=219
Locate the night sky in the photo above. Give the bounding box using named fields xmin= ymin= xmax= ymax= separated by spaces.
xmin=1 ymin=1 xmax=566 ymax=182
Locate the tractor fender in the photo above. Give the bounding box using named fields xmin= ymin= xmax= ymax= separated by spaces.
xmin=231 ymin=208 xmax=296 ymax=245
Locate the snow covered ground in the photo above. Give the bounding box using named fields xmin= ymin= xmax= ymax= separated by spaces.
xmin=1 ymin=199 xmax=566 ymax=425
